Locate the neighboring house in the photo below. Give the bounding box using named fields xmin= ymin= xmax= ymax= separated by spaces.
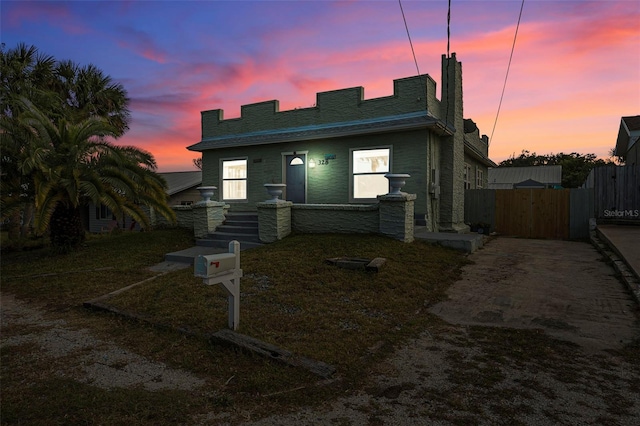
xmin=487 ymin=166 xmax=563 ymax=190
xmin=159 ymin=171 xmax=203 ymax=206
xmin=614 ymin=115 xmax=640 ymax=166
xmin=188 ymin=53 xmax=495 ymax=232
xmin=84 ymin=170 xmax=202 ymax=233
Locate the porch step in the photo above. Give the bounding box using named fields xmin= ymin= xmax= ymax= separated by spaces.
xmin=215 ymin=224 xmax=259 ymax=235
xmin=164 ymin=245 xmax=227 ymax=264
xmin=196 ymin=211 xmax=263 ymax=251
xmin=196 ymin=238 xmax=264 ymax=250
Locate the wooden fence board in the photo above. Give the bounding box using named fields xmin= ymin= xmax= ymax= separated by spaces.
xmin=590 ymin=165 xmax=640 ymax=221
xmin=531 ymin=189 xmax=570 ymax=239
xmin=476 ymin=189 xmax=572 ymax=239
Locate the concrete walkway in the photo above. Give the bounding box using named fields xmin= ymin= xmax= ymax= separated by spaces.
xmin=594 ymin=224 xmax=640 ymax=304
xmin=414 ymin=227 xmax=484 ymax=253
xmin=597 ymin=224 xmax=640 ymax=279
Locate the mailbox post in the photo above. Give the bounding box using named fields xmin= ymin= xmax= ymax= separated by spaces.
xmin=194 ymin=241 xmax=242 ymax=330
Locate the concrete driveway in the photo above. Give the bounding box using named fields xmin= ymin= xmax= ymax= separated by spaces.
xmin=429 ymin=237 xmax=640 ymax=351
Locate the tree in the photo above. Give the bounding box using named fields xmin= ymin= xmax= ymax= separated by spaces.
xmin=499 ymin=150 xmax=612 ymax=188
xmin=192 ymin=157 xmax=202 ymax=170
xmin=6 ymin=99 xmax=175 ymax=251
xmin=1 ymin=43 xmax=57 ymax=240
xmin=1 ymin=43 xmax=175 ymax=251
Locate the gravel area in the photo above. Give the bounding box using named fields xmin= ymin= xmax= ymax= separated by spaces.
xmin=1 ymin=293 xmax=205 ymax=392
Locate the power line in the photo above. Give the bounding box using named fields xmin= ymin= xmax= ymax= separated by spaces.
xmin=445 ymin=0 xmax=451 ymax=126
xmin=398 ymin=0 xmax=421 ymax=77
xmin=489 ymin=0 xmax=525 ymax=146
xmin=447 ymin=0 xmax=451 ymax=58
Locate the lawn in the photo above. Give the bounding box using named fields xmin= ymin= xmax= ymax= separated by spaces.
xmin=1 ymin=228 xmax=468 ymax=424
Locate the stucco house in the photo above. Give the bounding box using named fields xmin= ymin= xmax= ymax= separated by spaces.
xmin=614 ymin=115 xmax=640 ymax=166
xmin=188 ymin=53 xmax=495 ymax=232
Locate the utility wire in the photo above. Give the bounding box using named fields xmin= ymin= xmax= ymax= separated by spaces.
xmin=445 ymin=0 xmax=451 ymax=126
xmin=398 ymin=0 xmax=429 ymax=115
xmin=398 ymin=0 xmax=421 ymax=77
xmin=447 ymin=0 xmax=451 ymax=58
xmin=489 ymin=0 xmax=525 ymax=146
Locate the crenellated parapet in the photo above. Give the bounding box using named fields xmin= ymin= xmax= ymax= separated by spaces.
xmin=201 ymin=74 xmax=439 ymax=138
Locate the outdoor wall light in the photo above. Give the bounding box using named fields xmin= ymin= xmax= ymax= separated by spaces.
xmin=308 ymin=159 xmax=316 ymax=168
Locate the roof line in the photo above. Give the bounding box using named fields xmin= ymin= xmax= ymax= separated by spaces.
xmin=188 ymin=111 xmax=452 ymax=152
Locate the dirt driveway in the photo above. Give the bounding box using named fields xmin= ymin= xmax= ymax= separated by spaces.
xmin=429 ymin=237 xmax=639 ymax=351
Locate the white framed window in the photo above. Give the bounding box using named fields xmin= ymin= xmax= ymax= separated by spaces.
xmin=476 ymin=168 xmax=484 ymax=188
xmin=464 ymin=163 xmax=472 ymax=189
xmin=351 ymin=147 xmax=390 ymax=201
xmin=221 ymin=158 xmax=247 ymax=201
xmin=96 ymin=204 xmax=112 ymax=220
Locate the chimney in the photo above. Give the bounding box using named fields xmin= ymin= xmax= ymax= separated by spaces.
xmin=438 ymin=52 xmax=468 ymax=232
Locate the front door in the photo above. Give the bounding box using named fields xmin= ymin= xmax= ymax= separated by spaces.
xmin=285 ymin=154 xmax=306 ymax=203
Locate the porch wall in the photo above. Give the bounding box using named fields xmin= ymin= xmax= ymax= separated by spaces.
xmin=291 ymin=204 xmax=379 ymax=234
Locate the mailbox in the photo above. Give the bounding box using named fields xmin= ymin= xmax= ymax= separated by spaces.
xmin=194 ymin=253 xmax=237 ymax=278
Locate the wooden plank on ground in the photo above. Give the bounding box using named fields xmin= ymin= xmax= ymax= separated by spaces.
xmin=211 ymin=329 xmax=337 ymax=379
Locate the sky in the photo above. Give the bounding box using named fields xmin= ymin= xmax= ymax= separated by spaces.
xmin=2 ymin=0 xmax=639 ymax=172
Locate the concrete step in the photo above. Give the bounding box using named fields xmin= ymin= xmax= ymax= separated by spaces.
xmin=196 ymin=238 xmax=263 ymax=250
xmin=164 ymin=245 xmax=228 ymax=264
xmin=225 ymin=212 xmax=258 ymax=220
xmin=202 ymin=231 xmax=261 ymax=243
xmin=223 ymin=220 xmax=259 ymax=227
xmin=216 ymin=224 xmax=259 ymax=234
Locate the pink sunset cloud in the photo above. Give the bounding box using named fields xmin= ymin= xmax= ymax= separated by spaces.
xmin=115 ymin=27 xmax=168 ymax=63
xmin=4 ymin=2 xmax=89 ymax=34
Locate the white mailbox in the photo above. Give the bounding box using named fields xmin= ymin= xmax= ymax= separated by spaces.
xmin=195 ymin=253 xmax=237 ymax=278
xmin=195 ymin=241 xmax=242 ymax=330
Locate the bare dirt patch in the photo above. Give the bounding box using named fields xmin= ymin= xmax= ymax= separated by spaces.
xmin=1 ymin=293 xmax=205 ymax=391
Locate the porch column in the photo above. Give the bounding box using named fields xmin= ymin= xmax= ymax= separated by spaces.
xmin=193 ymin=201 xmax=226 ymax=238
xmin=378 ymin=193 xmax=417 ymax=243
xmin=257 ymin=201 xmax=293 ymax=243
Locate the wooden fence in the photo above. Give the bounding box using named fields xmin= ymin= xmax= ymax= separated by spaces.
xmin=465 ymin=189 xmax=594 ymax=240
xmin=584 ymin=165 xmax=640 ymax=222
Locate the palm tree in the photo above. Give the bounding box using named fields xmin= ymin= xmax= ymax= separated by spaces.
xmin=52 ymin=60 xmax=130 ymax=136
xmin=1 ymin=43 xmax=56 ymax=240
xmin=1 ymin=43 xmax=156 ymax=250
xmin=15 ymin=99 xmax=175 ymax=251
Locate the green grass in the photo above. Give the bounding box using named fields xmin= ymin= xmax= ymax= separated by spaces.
xmin=1 ymin=229 xmax=469 ymax=424
xmin=107 ymin=234 xmax=467 ymax=374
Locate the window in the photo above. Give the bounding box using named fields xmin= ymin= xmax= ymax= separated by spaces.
xmin=464 ymin=164 xmax=472 ymax=189
xmin=96 ymin=204 xmax=112 ymax=220
xmin=352 ymin=148 xmax=390 ymax=200
xmin=222 ymin=159 xmax=247 ymax=201
xmin=476 ymin=168 xmax=484 ymax=188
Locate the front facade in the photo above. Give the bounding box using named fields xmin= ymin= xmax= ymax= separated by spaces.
xmin=188 ymin=53 xmax=494 ymax=232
